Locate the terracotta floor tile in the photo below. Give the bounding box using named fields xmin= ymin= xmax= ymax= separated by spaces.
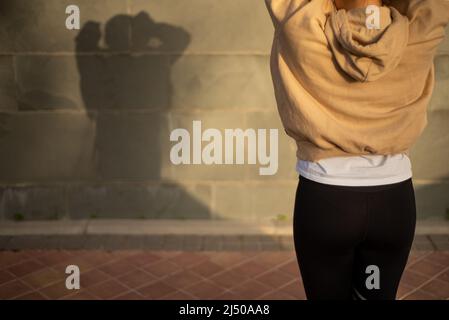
xmin=396 ymin=284 xmax=415 ymax=299
xmin=207 ymin=252 xmax=251 ymax=269
xmin=230 ymin=279 xmax=272 ymax=299
xmin=252 ymin=252 xmax=295 ymax=269
xmin=424 ymin=252 xmax=449 ymax=266
xmin=255 ymin=269 xmax=295 ymax=289
xmin=58 ymin=254 xmax=100 ymax=270
xmin=21 ymin=267 xmax=65 ymax=289
xmin=109 ymin=250 xmax=141 ymax=260
xmin=215 ymin=290 xmax=241 ymax=300
xmin=7 ymin=260 xmax=45 ymax=277
xmin=406 ymin=251 xmax=428 ymax=264
xmin=142 ymin=259 xmax=182 ymax=278
xmin=0 ymin=269 xmax=15 ymax=285
xmin=163 ymin=270 xmax=203 ymax=289
xmin=113 ymin=291 xmax=145 ymax=300
xmin=0 ymin=251 xmax=32 ymax=269
xmin=64 ymin=250 xmax=89 ymax=257
xmin=35 ymin=251 xmax=73 ymax=267
xmin=278 ymin=279 xmax=306 ymax=300
xmin=79 ymin=251 xmax=116 ymax=266
xmin=409 ymin=259 xmax=446 ymax=277
xmin=21 ymin=250 xmax=52 ymax=259
xmin=277 ymin=260 xmax=301 ymax=278
xmin=209 ymin=270 xmax=248 ymax=289
xmin=188 ymin=260 xmax=224 ymax=278
xmin=157 ymin=251 xmax=183 ymax=259
xmin=116 ymin=269 xmax=156 ymax=289
xmin=97 ymin=260 xmax=137 ymax=277
xmin=39 ymin=280 xmax=75 ymax=299
xmin=403 ymin=290 xmax=439 ymax=300
xmin=15 ymin=291 xmax=48 ymax=300
xmin=420 ymin=279 xmax=449 ymax=299
xmin=80 ymin=269 xmax=111 ymax=288
xmin=229 ymin=260 xmax=267 ymax=278
xmin=1 ymin=249 xmax=447 ymax=301
xmin=409 ymin=250 xmax=431 ymax=259
xmin=162 ymin=290 xmax=197 ymax=300
xmin=137 ymin=280 xmax=177 ymax=299
xmin=259 ymin=289 xmax=296 ymax=300
xmin=168 ymin=252 xmax=209 ymax=268
xmin=400 ymin=270 xmax=429 ymax=288
xmin=183 ymin=280 xmax=226 ymax=299
xmin=64 ymin=290 xmax=99 ymax=300
xmin=86 ymin=279 xmax=129 ymax=299
xmin=120 ymin=251 xmax=162 ymax=268
xmin=0 ymin=279 xmax=32 ymax=299
xmin=436 ymin=269 xmax=449 ymax=283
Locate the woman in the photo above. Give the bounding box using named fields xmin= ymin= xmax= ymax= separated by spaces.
xmin=265 ymin=0 xmax=449 ymax=299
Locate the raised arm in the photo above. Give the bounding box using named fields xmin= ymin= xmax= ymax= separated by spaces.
xmin=388 ymin=0 xmax=449 ymax=49
xmin=407 ymin=0 xmax=449 ymax=46
xmin=264 ymin=0 xmax=309 ymax=29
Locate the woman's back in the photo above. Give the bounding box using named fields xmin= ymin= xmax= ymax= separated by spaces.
xmin=266 ymin=0 xmax=449 ymax=161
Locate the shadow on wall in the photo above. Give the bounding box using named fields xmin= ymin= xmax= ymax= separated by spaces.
xmin=0 ymin=10 xmax=214 ymax=220
xmin=71 ymin=11 xmax=212 ymax=220
xmin=76 ymin=11 xmax=185 ymax=112
xmin=75 ymin=11 xmax=183 ymax=180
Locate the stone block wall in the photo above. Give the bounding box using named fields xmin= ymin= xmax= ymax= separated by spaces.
xmin=0 ymin=0 xmax=448 ymax=221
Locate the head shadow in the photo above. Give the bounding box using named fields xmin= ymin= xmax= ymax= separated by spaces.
xmin=72 ymin=11 xmax=211 ymax=220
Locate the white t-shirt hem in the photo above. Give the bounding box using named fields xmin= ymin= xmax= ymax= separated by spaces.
xmin=297 ymin=168 xmax=412 ymax=186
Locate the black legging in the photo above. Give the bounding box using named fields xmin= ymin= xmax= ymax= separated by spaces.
xmin=293 ymin=175 xmax=416 ymax=300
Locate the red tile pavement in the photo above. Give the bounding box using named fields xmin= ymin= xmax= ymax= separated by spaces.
xmin=0 ymin=249 xmax=448 ymax=300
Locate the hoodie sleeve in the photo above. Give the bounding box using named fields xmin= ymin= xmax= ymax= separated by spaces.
xmin=405 ymin=0 xmax=449 ymax=50
xmin=264 ymin=0 xmax=309 ymax=29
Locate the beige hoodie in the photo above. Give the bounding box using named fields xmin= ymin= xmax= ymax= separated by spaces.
xmin=266 ymin=0 xmax=449 ymax=161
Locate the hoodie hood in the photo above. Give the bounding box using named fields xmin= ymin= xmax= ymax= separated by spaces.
xmin=324 ymin=5 xmax=409 ymax=82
